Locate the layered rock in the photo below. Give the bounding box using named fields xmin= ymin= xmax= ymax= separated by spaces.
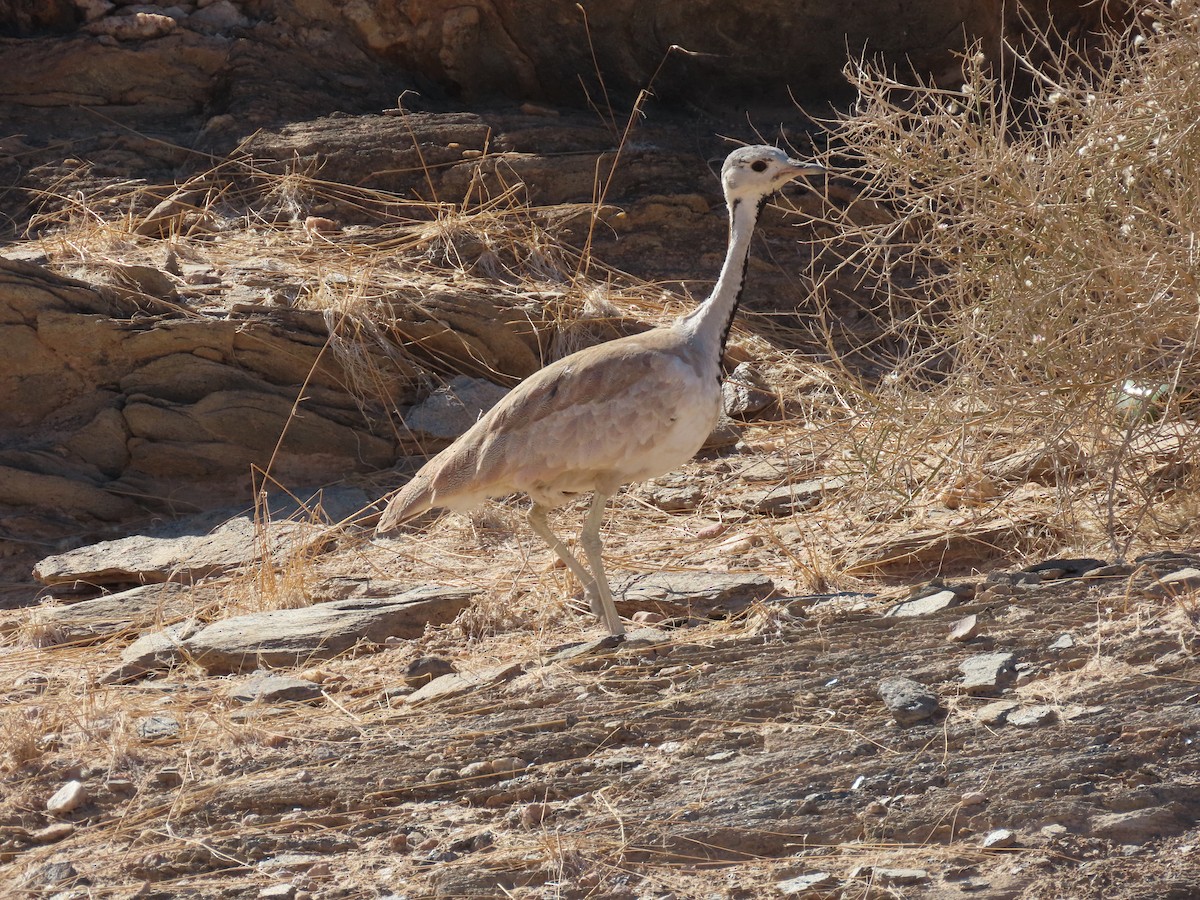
xmin=0 ymin=258 xmax=402 ymax=530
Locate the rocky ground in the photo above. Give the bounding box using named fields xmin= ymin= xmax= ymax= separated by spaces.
xmin=3 ymin=448 xmax=1200 ymax=899
xmin=5 ymin=4 xmax=1200 ymax=897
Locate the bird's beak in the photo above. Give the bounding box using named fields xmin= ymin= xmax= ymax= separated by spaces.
xmin=788 ymin=159 xmax=826 ymax=178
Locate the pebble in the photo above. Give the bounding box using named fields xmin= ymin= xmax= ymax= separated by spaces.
xmin=296 ymin=667 xmax=343 ymax=685
xmin=1006 ymin=705 xmax=1058 ymax=728
xmin=402 ymin=656 xmax=456 ymax=688
xmin=873 ymin=867 xmax=930 ymax=885
xmin=886 ymin=589 xmax=959 ymax=618
xmin=258 ymin=885 xmax=296 ymax=900
xmin=722 ymin=362 xmax=775 ymax=418
xmin=631 ymin=610 xmax=666 ymax=625
xmin=961 ymin=791 xmax=988 ymax=808
xmin=1149 ymin=567 xmax=1200 ymax=597
xmin=959 ymin=652 xmax=1017 ymax=694
xmin=1088 ymin=806 xmax=1185 ymax=843
xmin=775 ymin=871 xmax=837 ymax=895
xmin=973 ymin=700 xmax=1018 ymax=726
xmin=948 ymin=614 xmax=980 ymax=642
xmin=15 ymin=672 xmax=50 ymax=693
xmin=489 ymin=756 xmax=527 ymax=775
xmin=520 ymin=803 xmax=552 ymax=827
xmin=30 ymin=822 xmax=75 ymax=843
xmin=1083 ymin=564 xmax=1133 ymax=579
xmin=877 ymin=676 xmax=941 ymax=725
xmin=1048 ymin=633 xmax=1075 ymax=650
xmin=982 ymin=828 xmax=1016 ymax=849
xmin=1025 ymin=557 xmax=1106 ymax=578
xmin=302 ymin=216 xmax=339 ymax=237
xmin=136 ymin=714 xmax=181 ymax=741
xmin=47 ymin=780 xmax=88 ymax=815
xmin=460 ymin=761 xmax=493 ymax=778
xmin=228 ymin=675 xmax=323 ymax=704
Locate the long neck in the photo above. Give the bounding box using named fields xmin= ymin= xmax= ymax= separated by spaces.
xmin=684 ymin=194 xmax=763 ymax=366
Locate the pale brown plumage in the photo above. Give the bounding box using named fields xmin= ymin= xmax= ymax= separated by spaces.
xmin=377 ymin=146 xmax=825 ymax=636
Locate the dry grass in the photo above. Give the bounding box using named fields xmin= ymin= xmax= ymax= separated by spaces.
xmin=11 ymin=2 xmax=1198 ymax=649
xmin=775 ymin=0 xmax=1200 ymax=562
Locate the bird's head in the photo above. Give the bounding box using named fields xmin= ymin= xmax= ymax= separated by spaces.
xmin=720 ymin=145 xmax=825 ymax=205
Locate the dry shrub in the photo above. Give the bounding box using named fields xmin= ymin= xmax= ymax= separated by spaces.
xmin=810 ymin=1 xmax=1200 ymax=555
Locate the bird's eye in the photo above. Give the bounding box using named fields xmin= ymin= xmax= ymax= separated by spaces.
xmin=751 ymin=160 xmax=768 ymax=172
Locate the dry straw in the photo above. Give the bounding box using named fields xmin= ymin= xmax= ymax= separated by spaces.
xmin=800 ymin=0 xmax=1200 ymax=558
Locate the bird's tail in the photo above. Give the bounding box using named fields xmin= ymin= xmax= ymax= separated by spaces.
xmin=376 ymin=473 xmax=437 ymax=535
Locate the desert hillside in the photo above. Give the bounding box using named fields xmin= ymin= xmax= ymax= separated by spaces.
xmin=4 ymin=2 xmax=1200 ymax=898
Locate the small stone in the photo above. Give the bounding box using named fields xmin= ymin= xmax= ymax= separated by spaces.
xmin=1083 ymin=564 xmax=1133 ymax=579
xmin=258 ymin=885 xmax=296 ymax=900
xmin=877 ymin=676 xmax=941 ymax=725
xmin=406 ymin=662 xmax=524 ymax=705
xmin=1088 ymin=806 xmax=1187 ymax=843
xmin=402 ymin=375 xmax=509 ymax=443
xmin=982 ymin=828 xmax=1016 ymax=849
xmin=722 ymin=362 xmax=775 ymax=418
xmin=296 ymin=667 xmax=342 ymax=685
xmin=1007 ymin=705 xmax=1058 ymax=728
xmin=549 ymin=636 xmax=624 ymax=663
xmin=1026 ymin=558 xmax=1106 ymax=578
xmin=490 ymin=756 xmax=527 ymax=775
xmin=188 ymin=0 xmax=248 ymax=31
xmin=959 ymin=652 xmax=1017 ymax=695
xmin=961 ymin=791 xmax=988 ymax=808
xmin=520 ymin=803 xmax=552 ymax=828
xmin=402 ymin=656 xmax=456 ymax=688
xmin=136 ymin=714 xmax=181 ymax=741
xmin=873 ymin=867 xmax=929 ymax=885
xmin=155 ymin=769 xmax=184 ymax=788
xmin=949 ymin=613 xmax=980 ymax=642
xmin=380 ymin=684 xmax=415 ymax=701
xmin=388 ymin=833 xmax=408 ymax=851
xmin=886 ymin=589 xmax=958 ymax=618
xmin=775 ymin=871 xmax=837 ymax=895
xmin=1149 ymin=567 xmax=1200 ymax=598
xmin=229 ymin=675 xmax=323 ymax=704
xmin=35 ymin=859 xmax=78 ymax=886
xmin=973 ymin=700 xmax=1019 ymax=726
xmin=302 ymin=216 xmax=339 ymax=236
xmin=47 ymin=780 xmax=88 ymax=815
xmin=631 ymin=610 xmax=666 ymax=625
xmin=14 ymin=672 xmax=50 ymax=692
xmin=1049 ymin=633 xmax=1075 ymax=650
xmin=30 ymin=822 xmax=75 ymax=843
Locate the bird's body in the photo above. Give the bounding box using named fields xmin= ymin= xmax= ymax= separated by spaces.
xmin=384 ymin=325 xmax=721 ymax=518
xmin=378 ymin=145 xmax=824 ymax=636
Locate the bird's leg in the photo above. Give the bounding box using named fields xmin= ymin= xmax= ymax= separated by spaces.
xmin=579 ymin=491 xmax=625 ymax=637
xmin=528 ymin=502 xmax=603 ymax=616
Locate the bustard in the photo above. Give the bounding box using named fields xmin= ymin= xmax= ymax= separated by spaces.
xmin=377 ymin=145 xmax=825 ymax=636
